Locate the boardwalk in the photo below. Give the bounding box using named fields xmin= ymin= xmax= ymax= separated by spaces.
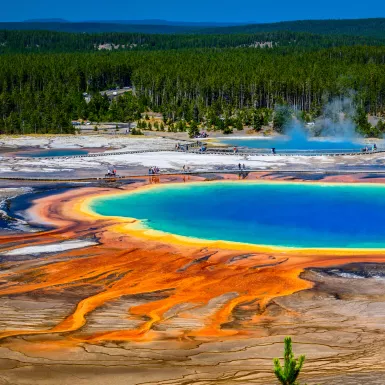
xmin=0 ymin=168 xmax=384 ymax=182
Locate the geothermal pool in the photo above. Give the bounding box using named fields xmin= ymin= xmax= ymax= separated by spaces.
xmin=89 ymin=182 xmax=385 ymax=249
xmin=18 ymin=149 xmax=90 ymax=158
xmin=217 ymin=137 xmax=366 ymax=153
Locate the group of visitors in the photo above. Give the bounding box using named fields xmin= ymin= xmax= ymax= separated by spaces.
xmin=106 ymin=168 xmax=117 ymax=176
xmin=238 ymin=163 xmax=246 ymax=170
xmin=175 ymin=143 xmax=189 ymax=151
xmin=182 ymin=165 xmax=191 ymax=172
xmin=194 ymin=131 xmax=209 ymax=138
xmin=361 ymin=143 xmax=377 ymax=152
xmin=149 ymin=166 xmax=160 ymax=175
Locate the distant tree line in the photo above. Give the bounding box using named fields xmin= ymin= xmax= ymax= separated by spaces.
xmin=1 ymin=30 xmax=385 ymax=54
xmin=1 ymin=17 xmax=385 ymax=38
xmin=200 ymin=18 xmax=385 ymax=39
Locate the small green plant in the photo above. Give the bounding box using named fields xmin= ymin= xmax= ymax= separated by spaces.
xmin=131 ymin=128 xmax=144 ymax=135
xmin=222 ymin=126 xmax=233 ymax=135
xmin=188 ymin=120 xmax=199 ymax=138
xmin=273 ymin=337 xmax=305 ymax=385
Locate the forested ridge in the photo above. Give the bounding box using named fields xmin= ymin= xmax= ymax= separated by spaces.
xmin=0 ymin=22 xmax=200 ymax=34
xmin=1 ymin=18 xmax=385 ymax=38
xmin=1 ymin=30 xmax=385 ymax=53
xmin=202 ymin=18 xmax=385 ymax=38
xmin=0 ymin=29 xmax=385 ymax=135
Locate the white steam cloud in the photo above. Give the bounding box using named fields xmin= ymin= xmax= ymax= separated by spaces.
xmin=280 ymin=97 xmax=363 ymax=150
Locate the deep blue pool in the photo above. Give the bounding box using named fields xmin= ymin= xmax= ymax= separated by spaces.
xmin=89 ymin=182 xmax=385 ymax=249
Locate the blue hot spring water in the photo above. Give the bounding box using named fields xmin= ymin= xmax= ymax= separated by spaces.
xmin=89 ymin=182 xmax=385 ymax=249
xmin=217 ymin=125 xmax=366 ymax=153
xmin=218 ymin=137 xmax=364 ymax=152
xmin=19 ymin=149 xmax=90 ymax=158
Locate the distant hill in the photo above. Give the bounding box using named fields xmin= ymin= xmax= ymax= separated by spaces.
xmin=24 ymin=18 xmax=69 ymax=23
xmin=202 ymin=18 xmax=385 ymax=38
xmin=6 ymin=19 xmax=249 ymax=34
xmin=82 ymin=20 xmax=250 ymax=26
xmin=0 ymin=22 xmax=202 ymax=34
xmin=2 ymin=18 xmax=385 ymax=38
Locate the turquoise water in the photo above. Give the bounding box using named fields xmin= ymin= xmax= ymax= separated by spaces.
xmin=218 ymin=138 xmax=364 ymax=153
xmin=89 ymin=182 xmax=385 ymax=249
xmin=19 ymin=149 xmax=89 ymax=158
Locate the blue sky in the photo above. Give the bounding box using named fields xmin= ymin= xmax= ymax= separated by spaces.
xmin=2 ymin=0 xmax=385 ymax=23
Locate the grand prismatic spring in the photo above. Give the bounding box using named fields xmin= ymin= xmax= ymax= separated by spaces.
xmin=89 ymin=181 xmax=385 ymax=249
xmin=2 ymin=173 xmax=385 ymax=384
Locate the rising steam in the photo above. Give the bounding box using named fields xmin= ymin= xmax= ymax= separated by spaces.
xmin=280 ymin=97 xmax=364 ymax=149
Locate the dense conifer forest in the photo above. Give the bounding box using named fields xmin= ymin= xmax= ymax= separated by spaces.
xmin=201 ymin=18 xmax=385 ymax=38
xmin=2 ymin=30 xmax=385 ymax=53
xmin=0 ymin=27 xmax=385 ymax=135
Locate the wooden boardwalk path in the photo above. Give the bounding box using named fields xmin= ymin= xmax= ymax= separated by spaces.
xmin=0 ymin=168 xmax=385 ymax=183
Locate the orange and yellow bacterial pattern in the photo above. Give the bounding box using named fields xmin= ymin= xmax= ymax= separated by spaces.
xmin=0 ymin=173 xmax=385 ymax=345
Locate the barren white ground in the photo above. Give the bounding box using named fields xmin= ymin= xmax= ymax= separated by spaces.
xmin=0 ymin=135 xmax=383 ymax=176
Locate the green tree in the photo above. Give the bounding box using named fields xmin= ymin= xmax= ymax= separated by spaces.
xmin=131 ymin=127 xmax=143 ymax=135
xmin=177 ymin=120 xmax=186 ymax=132
xmin=273 ymin=106 xmax=292 ymax=134
xmin=223 ymin=125 xmax=233 ymax=134
xmin=253 ymin=111 xmax=264 ymax=131
xmin=355 ymin=106 xmax=372 ymax=137
xmin=193 ymin=104 xmax=200 ymax=122
xmin=273 ymin=337 xmax=305 ymax=385
xmin=188 ymin=120 xmax=199 ymax=138
xmin=376 ymin=119 xmax=385 ymax=134
xmin=236 ymin=118 xmax=243 ymax=131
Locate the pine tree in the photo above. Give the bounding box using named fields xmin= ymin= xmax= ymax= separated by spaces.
xmin=273 ymin=106 xmax=292 ymax=134
xmin=273 ymin=337 xmax=305 ymax=385
xmin=188 ymin=120 xmax=199 ymax=138
xmin=223 ymin=125 xmax=233 ymax=134
xmin=376 ymin=119 xmax=385 ymax=134
xmin=253 ymin=111 xmax=264 ymax=131
xmin=354 ymin=106 xmax=372 ymax=137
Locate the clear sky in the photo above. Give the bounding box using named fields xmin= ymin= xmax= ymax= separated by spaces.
xmin=2 ymin=0 xmax=385 ymax=23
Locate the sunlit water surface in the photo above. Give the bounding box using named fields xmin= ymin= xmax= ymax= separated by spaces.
xmin=216 ymin=137 xmax=365 ymax=153
xmin=90 ymin=182 xmax=385 ymax=249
